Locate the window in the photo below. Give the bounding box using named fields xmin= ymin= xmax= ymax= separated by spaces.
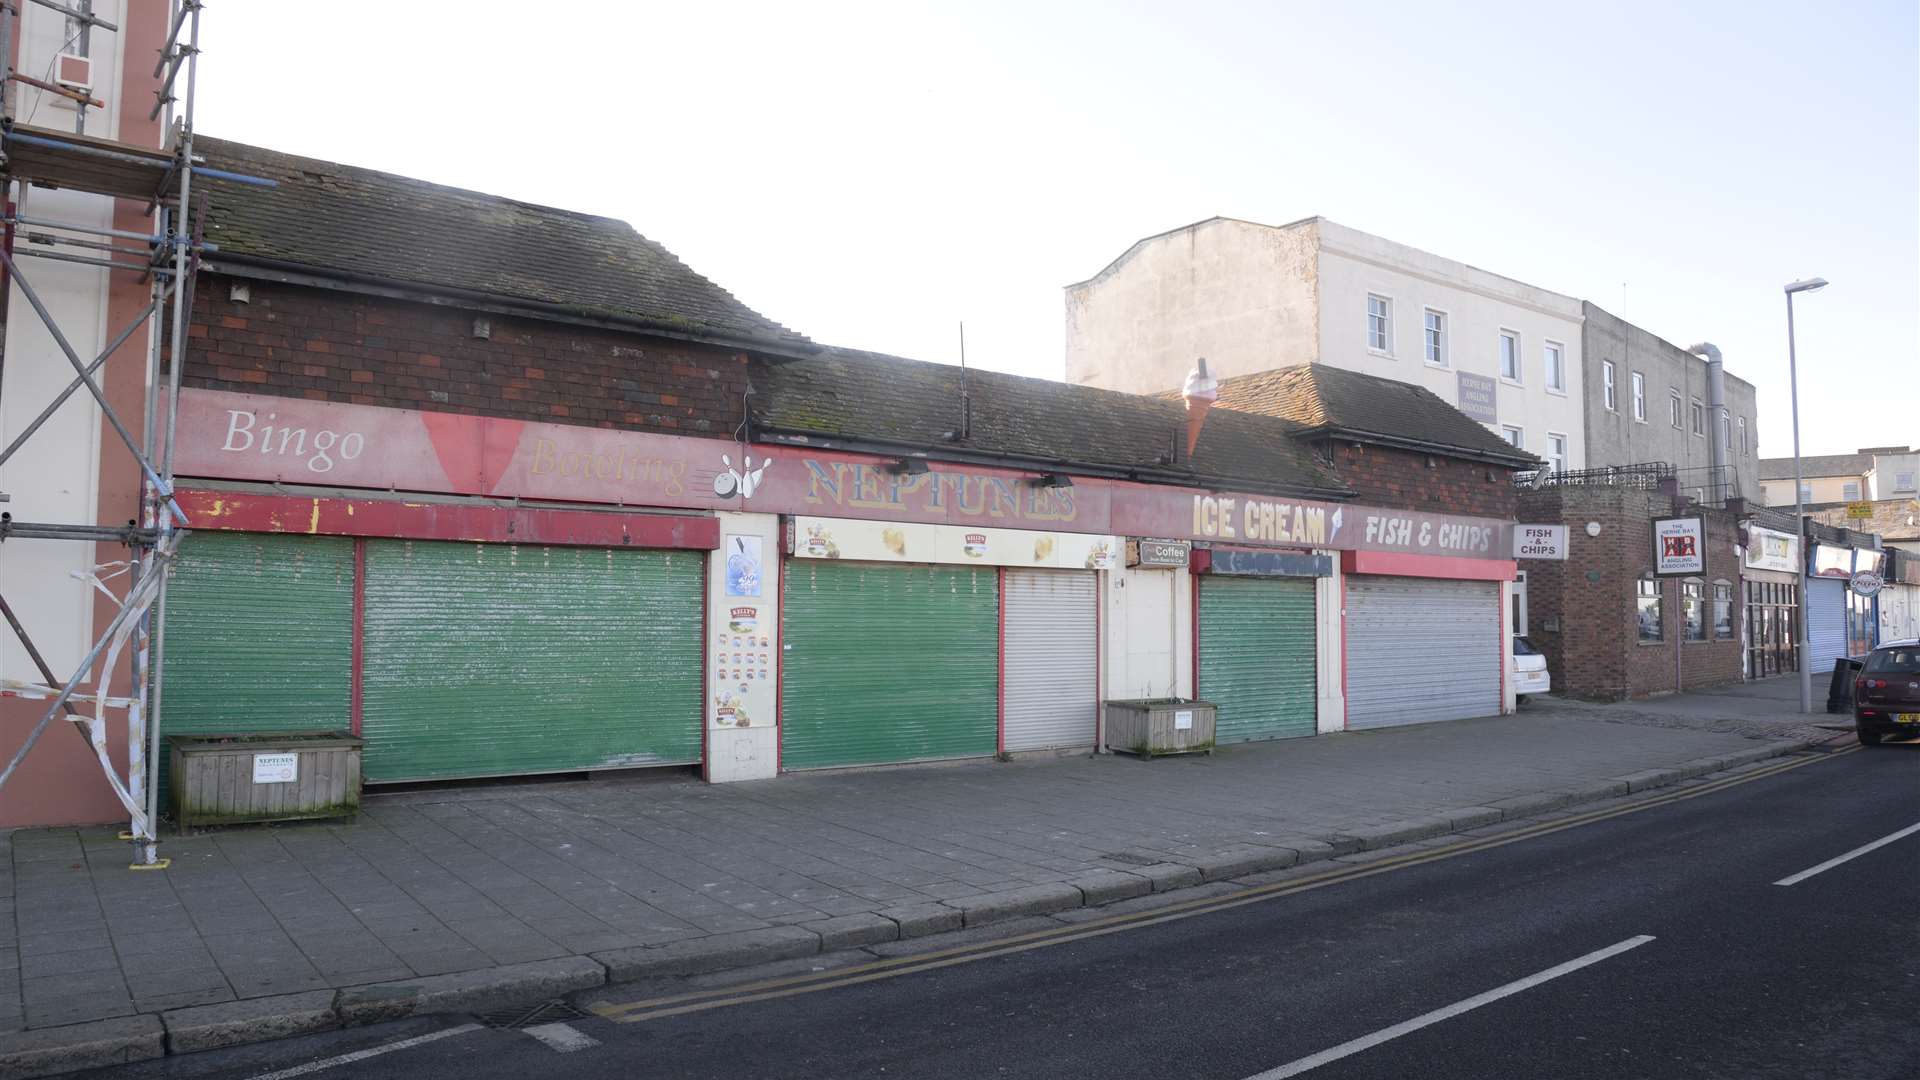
xmin=1897 ymin=470 xmax=1917 ymax=492
xmin=1424 ymin=309 xmax=1448 ymax=366
xmin=1500 ymin=330 xmax=1520 ymax=381
xmin=1721 ymin=414 xmax=1731 ymax=449
xmin=1713 ymin=581 xmax=1734 ymax=640
xmin=1631 ymin=373 xmax=1646 ymax=421
xmin=1544 ymin=342 xmax=1565 ymax=391
xmin=1690 ymin=399 xmax=1704 ymax=436
xmin=1682 ymin=579 xmax=1706 ymax=642
xmin=1738 ymin=417 xmax=1747 ymax=456
xmin=1367 ymin=295 xmax=1392 ymax=352
xmin=1669 ymin=391 xmax=1683 ymax=428
xmin=1637 ymin=577 xmax=1663 ymax=642
xmin=1501 ymin=425 xmax=1524 ymax=448
xmin=1547 ymin=433 xmax=1568 ymax=474
xmin=1799 ymin=482 xmax=1813 ymax=503
xmin=1602 ymin=361 xmax=1616 ymax=410
xmin=1842 ymin=481 xmax=1861 ymax=500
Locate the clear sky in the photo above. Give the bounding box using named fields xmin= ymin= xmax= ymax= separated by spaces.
xmin=195 ymin=0 xmax=1917 ymax=460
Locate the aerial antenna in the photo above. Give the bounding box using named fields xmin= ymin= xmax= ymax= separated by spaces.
xmin=956 ymin=320 xmax=971 ymax=441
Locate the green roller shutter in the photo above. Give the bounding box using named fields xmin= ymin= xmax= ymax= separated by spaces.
xmin=360 ymin=540 xmax=702 ymax=782
xmin=1198 ymin=575 xmax=1317 ymax=744
xmin=782 ymin=561 xmax=997 ymax=769
xmin=160 ymin=531 xmax=355 ymax=808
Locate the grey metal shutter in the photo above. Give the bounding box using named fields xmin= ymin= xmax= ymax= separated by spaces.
xmin=1346 ymin=576 xmax=1500 ymax=729
xmin=1002 ymin=569 xmax=1098 ymax=752
xmin=1806 ymin=578 xmax=1846 ymax=674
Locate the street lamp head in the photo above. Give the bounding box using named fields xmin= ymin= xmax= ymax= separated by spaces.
xmin=1784 ymin=277 xmax=1829 ymax=295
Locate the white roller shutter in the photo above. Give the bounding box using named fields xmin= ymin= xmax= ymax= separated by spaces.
xmin=1346 ymin=576 xmax=1500 ymax=729
xmin=1806 ymin=578 xmax=1846 ymax=673
xmin=1002 ymin=569 xmax=1098 ymax=751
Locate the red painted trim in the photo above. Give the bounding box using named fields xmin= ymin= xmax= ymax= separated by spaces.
xmin=1341 ymin=550 xmax=1516 ymax=582
xmin=995 ymin=566 xmax=1007 ymax=756
xmin=1339 ymin=571 xmax=1349 ymax=731
xmin=1189 ymin=548 xmax=1212 ymax=574
xmin=774 ymin=555 xmax=785 ymax=774
xmin=175 ymin=489 xmax=720 ymax=550
xmin=1190 ymin=571 xmax=1201 ymax=699
xmin=699 ymin=557 xmax=710 ymax=782
xmin=350 ymin=538 xmax=366 ymax=735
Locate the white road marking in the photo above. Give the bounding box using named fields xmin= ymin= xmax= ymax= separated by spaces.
xmin=524 ymin=1020 xmax=601 ymax=1053
xmin=244 ymin=1022 xmax=483 ymax=1080
xmin=1773 ymin=820 xmax=1920 ymax=887
xmin=1240 ymin=935 xmax=1657 ymax=1079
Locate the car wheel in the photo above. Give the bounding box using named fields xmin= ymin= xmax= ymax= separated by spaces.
xmin=1858 ymin=729 xmax=1883 ymax=747
xmin=1516 ymin=694 xmax=1530 ymax=705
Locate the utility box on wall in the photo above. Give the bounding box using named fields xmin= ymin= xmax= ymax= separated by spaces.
xmin=167 ymin=731 xmax=363 ymax=830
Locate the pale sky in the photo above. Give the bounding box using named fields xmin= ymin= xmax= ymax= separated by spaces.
xmin=195 ymin=1 xmax=1918 ymax=459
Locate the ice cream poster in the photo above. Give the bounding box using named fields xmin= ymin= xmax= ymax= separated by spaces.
xmin=725 ymin=534 xmax=763 ymax=596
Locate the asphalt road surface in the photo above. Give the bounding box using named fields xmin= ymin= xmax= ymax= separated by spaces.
xmin=90 ymin=742 xmax=1920 ymax=1080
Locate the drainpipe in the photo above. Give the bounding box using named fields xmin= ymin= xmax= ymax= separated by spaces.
xmin=1687 ymin=342 xmax=1727 ymax=504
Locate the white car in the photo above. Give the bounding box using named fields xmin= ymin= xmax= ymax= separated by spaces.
xmin=1513 ymin=635 xmax=1551 ymax=701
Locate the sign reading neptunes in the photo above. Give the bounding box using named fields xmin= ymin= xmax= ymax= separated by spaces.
xmin=172 ymin=389 xmax=1513 ymax=560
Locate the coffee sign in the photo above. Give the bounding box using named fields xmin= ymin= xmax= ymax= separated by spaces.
xmin=1130 ymin=539 xmax=1191 ymax=568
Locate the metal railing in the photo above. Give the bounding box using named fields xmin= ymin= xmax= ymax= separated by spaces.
xmin=1514 ymin=461 xmax=1742 ymax=507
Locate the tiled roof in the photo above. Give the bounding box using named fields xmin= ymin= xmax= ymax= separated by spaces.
xmin=1758 ymin=453 xmax=1872 ymax=481
xmin=194 ymin=137 xmax=807 ymax=352
xmin=1180 ymin=364 xmax=1539 ymax=466
xmin=756 ymin=348 xmax=1351 ymax=499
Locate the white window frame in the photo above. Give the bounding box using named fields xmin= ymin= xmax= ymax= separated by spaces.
xmin=1721 ymin=413 xmax=1731 ymax=449
xmin=1690 ymin=398 xmax=1705 ymax=436
xmin=1669 ymin=391 xmax=1683 ymax=429
xmin=1499 ymin=329 xmax=1521 ymax=383
xmin=1738 ymin=416 xmax=1747 ymax=455
xmin=1799 ymin=482 xmax=1813 ymax=503
xmin=1842 ymin=481 xmax=1861 ymax=501
xmin=1631 ymin=372 xmax=1646 ymax=422
xmin=1366 ymin=294 xmax=1393 ymax=355
xmin=1896 ymin=470 xmax=1917 ymax=492
xmin=1501 ymin=425 xmax=1524 ymax=449
xmin=1543 ymin=341 xmax=1566 ymax=393
xmin=1423 ymin=307 xmax=1449 ymax=368
xmin=1601 ymin=360 xmax=1616 ymax=411
xmin=1546 ymin=431 xmax=1568 ymax=474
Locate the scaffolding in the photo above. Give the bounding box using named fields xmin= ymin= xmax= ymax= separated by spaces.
xmin=0 ymin=0 xmax=270 ymax=866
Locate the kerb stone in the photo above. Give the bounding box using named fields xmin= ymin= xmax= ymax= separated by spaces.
xmin=593 ymin=926 xmax=819 ymax=984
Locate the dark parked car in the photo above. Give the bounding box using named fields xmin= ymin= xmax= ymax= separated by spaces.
xmin=1853 ymin=640 xmax=1920 ymax=746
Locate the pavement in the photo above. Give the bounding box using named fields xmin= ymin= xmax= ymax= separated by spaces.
xmin=0 ymin=675 xmax=1866 ymax=1077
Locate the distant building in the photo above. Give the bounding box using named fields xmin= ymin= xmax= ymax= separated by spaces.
xmin=1065 ymin=217 xmax=1589 ymax=475
xmin=1759 ymin=446 xmax=1915 ymax=507
xmin=1580 ymin=303 xmax=1760 ymax=505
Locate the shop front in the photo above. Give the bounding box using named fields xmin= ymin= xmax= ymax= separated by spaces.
xmin=1191 ymin=547 xmax=1326 ymax=744
xmin=779 ymin=516 xmax=1116 ymax=770
xmin=1340 ymin=552 xmax=1511 ymax=729
xmin=1805 ymin=541 xmax=1880 ymax=672
xmin=1740 ymin=523 xmax=1801 ymax=678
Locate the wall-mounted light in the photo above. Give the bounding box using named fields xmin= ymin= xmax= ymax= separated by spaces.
xmin=884 ymin=457 xmax=930 ymax=476
xmin=1031 ymin=473 xmax=1074 ymax=489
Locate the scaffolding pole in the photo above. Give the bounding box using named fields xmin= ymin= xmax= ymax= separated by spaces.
xmin=0 ymin=0 xmax=267 ymax=869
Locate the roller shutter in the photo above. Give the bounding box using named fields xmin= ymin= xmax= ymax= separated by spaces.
xmin=360 ymin=540 xmax=702 ymax=782
xmin=1806 ymin=578 xmax=1846 ymax=674
xmin=160 ymin=532 xmax=355 ymax=807
xmin=1197 ymin=575 xmax=1317 ymax=744
xmin=782 ymin=561 xmax=997 ymax=769
xmin=1002 ymin=569 xmax=1097 ymax=752
xmin=1346 ymin=576 xmax=1499 ymax=729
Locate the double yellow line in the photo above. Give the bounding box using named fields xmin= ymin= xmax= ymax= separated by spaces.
xmin=591 ymin=745 xmax=1855 ymax=1024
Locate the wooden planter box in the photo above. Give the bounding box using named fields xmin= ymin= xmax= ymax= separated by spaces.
xmin=168 ymin=731 xmax=364 ymax=830
xmin=1103 ymin=699 xmax=1216 ymax=757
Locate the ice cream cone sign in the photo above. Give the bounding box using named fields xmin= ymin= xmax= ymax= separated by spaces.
xmin=1182 ymin=358 xmax=1219 ymax=457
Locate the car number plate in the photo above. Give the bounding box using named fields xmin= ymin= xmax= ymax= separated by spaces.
xmin=1896 ymin=713 xmax=1920 ymax=724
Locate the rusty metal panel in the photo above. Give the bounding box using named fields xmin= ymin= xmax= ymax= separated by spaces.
xmin=360 ymin=540 xmax=701 ymax=782
xmin=160 ymin=532 xmax=356 ymax=810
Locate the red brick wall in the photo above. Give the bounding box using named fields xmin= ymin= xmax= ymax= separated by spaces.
xmin=183 ymin=275 xmax=763 ymax=436
xmin=1323 ymin=440 xmax=1519 ymax=518
xmin=1518 ymin=486 xmax=1743 ymax=701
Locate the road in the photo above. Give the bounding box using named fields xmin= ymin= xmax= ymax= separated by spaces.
xmin=88 ymin=742 xmax=1919 ymax=1080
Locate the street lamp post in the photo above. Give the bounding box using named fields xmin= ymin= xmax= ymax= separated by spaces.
xmin=1784 ymin=277 xmax=1827 ymax=714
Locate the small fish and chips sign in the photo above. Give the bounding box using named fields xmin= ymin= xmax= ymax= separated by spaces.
xmin=1512 ymin=524 xmax=1568 ymax=560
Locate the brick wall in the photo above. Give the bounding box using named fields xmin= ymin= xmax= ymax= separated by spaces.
xmin=184 ymin=275 xmax=765 ymax=436
xmin=1518 ymin=486 xmax=1743 ymax=701
xmin=1322 ymin=440 xmax=1519 ymax=518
